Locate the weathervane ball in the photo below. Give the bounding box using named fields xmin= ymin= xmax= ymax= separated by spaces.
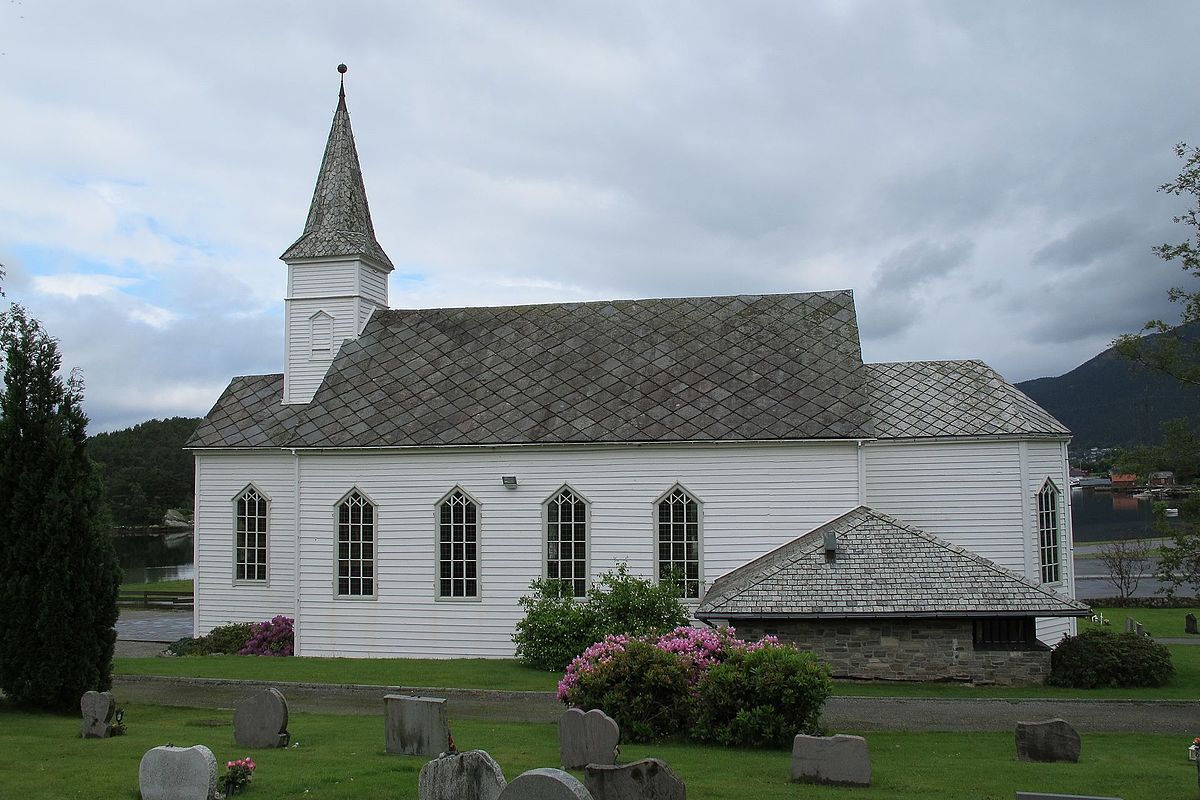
xmin=338 ymin=63 xmax=348 ymax=74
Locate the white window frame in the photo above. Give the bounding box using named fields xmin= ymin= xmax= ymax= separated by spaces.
xmin=653 ymin=484 xmax=703 ymax=600
xmin=434 ymin=486 xmax=482 ymax=601
xmin=1037 ymin=479 xmax=1062 ymax=584
xmin=334 ymin=487 xmax=378 ymax=599
xmin=543 ymin=484 xmax=590 ymax=598
xmin=232 ymin=483 xmax=270 ymax=584
xmin=310 ymin=310 xmax=334 ymax=359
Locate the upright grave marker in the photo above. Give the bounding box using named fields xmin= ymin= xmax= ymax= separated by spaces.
xmin=790 ymin=734 xmax=871 ymax=787
xmin=1015 ymin=719 xmax=1081 ymax=763
xmin=385 ymin=694 xmax=449 ymax=757
xmin=498 ymin=768 xmax=594 ymax=800
xmin=138 ymin=744 xmax=218 ymax=800
xmin=418 ymin=749 xmax=507 ymax=800
xmin=80 ymin=690 xmax=115 ymax=739
xmin=559 ymin=708 xmax=620 ymax=769
xmin=585 ymin=758 xmax=685 ymax=800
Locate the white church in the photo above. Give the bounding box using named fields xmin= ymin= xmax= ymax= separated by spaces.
xmin=188 ymin=75 xmax=1086 ymax=683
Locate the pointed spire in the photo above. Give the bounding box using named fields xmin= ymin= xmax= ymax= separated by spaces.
xmin=281 ymin=64 xmax=394 ymax=271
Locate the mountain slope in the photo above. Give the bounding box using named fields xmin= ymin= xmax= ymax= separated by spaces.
xmin=1016 ymin=327 xmax=1200 ymax=450
xmin=87 ymin=417 xmax=200 ymax=526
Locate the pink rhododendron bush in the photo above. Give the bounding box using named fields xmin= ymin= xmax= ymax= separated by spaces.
xmin=559 ymin=626 xmax=831 ymax=747
xmin=238 ymin=615 xmax=294 ymax=656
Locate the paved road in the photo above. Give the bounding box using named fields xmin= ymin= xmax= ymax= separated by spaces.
xmin=116 ymin=607 xmax=193 ymax=643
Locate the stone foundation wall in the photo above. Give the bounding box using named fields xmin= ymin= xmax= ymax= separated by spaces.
xmin=736 ymin=619 xmax=1050 ymax=685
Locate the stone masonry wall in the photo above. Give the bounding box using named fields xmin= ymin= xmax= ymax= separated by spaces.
xmin=736 ymin=619 xmax=1050 ymax=685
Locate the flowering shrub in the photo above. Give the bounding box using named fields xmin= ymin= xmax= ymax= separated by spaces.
xmin=223 ymin=757 xmax=256 ymax=793
xmin=692 ymin=645 xmax=831 ymax=747
xmin=559 ymin=626 xmax=817 ymax=746
xmin=166 ymin=622 xmax=253 ymax=656
xmin=513 ymin=565 xmax=689 ymax=671
xmin=239 ymin=615 xmax=294 ymax=656
xmin=1049 ymin=628 xmax=1174 ymax=688
xmin=564 ymin=638 xmax=692 ymax=743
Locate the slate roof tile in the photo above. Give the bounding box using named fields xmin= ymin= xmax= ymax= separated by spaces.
xmin=695 ymin=507 xmax=1090 ymax=620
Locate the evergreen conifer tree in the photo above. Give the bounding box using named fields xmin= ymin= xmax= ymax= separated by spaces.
xmin=0 ymin=305 xmax=121 ymax=710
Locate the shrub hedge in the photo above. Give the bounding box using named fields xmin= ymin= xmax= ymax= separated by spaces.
xmin=1048 ymin=628 xmax=1175 ymax=688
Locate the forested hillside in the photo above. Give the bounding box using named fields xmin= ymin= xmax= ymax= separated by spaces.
xmin=87 ymin=417 xmax=200 ymax=526
xmin=1016 ymin=325 xmax=1200 ymax=450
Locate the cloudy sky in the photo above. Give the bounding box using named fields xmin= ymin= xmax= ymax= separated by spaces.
xmin=1 ymin=2 xmax=1198 ymax=432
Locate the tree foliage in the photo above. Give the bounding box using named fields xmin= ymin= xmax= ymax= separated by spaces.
xmin=1113 ymin=416 xmax=1200 ymax=483
xmin=0 ymin=305 xmax=121 ymax=710
xmin=87 ymin=416 xmax=200 ymax=525
xmin=1153 ymin=501 xmax=1200 ymax=600
xmin=1115 ymin=142 xmax=1200 ymax=383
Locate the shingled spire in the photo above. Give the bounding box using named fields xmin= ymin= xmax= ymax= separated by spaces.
xmin=281 ymin=65 xmax=394 ymax=270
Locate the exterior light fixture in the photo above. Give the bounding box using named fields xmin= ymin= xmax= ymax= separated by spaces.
xmin=502 ymin=476 xmax=518 ymax=487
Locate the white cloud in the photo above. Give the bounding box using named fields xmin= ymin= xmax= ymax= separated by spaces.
xmin=32 ymin=273 xmax=138 ymax=299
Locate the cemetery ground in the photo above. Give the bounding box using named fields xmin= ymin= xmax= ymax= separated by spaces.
xmin=0 ymin=701 xmax=1188 ymax=800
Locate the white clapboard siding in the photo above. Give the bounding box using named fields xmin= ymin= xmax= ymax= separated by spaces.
xmin=288 ymin=260 xmax=359 ymax=297
xmin=287 ymin=442 xmax=861 ymax=658
xmin=359 ymin=265 xmax=387 ymax=307
xmin=284 ymin=297 xmax=359 ymax=403
xmin=1026 ymin=440 xmax=1077 ymax=644
xmin=194 ymin=453 xmax=298 ymax=634
xmin=864 ymin=440 xmax=1027 ymax=570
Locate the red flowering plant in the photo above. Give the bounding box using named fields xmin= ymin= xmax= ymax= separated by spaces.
xmin=223 ymin=757 xmax=256 ymax=794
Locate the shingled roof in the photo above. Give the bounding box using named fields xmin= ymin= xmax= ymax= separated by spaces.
xmin=695 ymin=506 xmax=1089 ymax=620
xmin=189 ymin=290 xmax=874 ymax=448
xmin=280 ymin=82 xmax=393 ymax=270
xmin=866 ymin=360 xmax=1069 ymax=439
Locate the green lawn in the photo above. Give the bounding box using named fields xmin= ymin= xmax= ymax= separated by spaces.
xmin=113 ymin=645 xmax=1200 ymax=699
xmin=119 ymin=579 xmax=194 ymax=594
xmin=1082 ymin=606 xmax=1200 ymax=638
xmin=0 ymin=702 xmax=1189 ymax=800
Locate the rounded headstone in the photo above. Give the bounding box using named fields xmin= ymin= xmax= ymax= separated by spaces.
xmin=234 ymin=687 xmax=290 ymax=748
xmin=418 ymin=749 xmax=507 ymax=800
xmin=559 ymin=708 xmax=620 ymax=769
xmin=138 ymin=744 xmax=218 ymax=800
xmin=80 ymin=690 xmax=115 ymax=739
xmin=498 ymin=768 xmax=594 ymax=800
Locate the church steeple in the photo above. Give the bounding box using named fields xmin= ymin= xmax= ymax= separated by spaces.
xmin=281 ymin=64 xmax=393 ymax=271
xmin=281 ymin=66 xmax=393 ymax=405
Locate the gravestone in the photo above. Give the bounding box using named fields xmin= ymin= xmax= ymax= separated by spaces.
xmin=559 ymin=708 xmax=620 ymax=769
xmin=234 ymin=687 xmax=290 ymax=748
xmin=80 ymin=690 xmax=115 ymax=738
xmin=418 ymin=749 xmax=507 ymax=800
xmin=1124 ymin=617 xmax=1134 ymax=633
xmin=385 ymin=694 xmax=449 ymax=757
xmin=1186 ymin=614 xmax=1197 ymax=635
xmin=1014 ymin=793 xmax=1122 ymax=800
xmin=498 ymin=768 xmax=594 ymax=800
xmin=585 ymin=758 xmax=685 ymax=800
xmin=1135 ymin=622 xmax=1145 ymax=636
xmin=138 ymin=744 xmax=218 ymax=800
xmin=1015 ymin=719 xmax=1081 ymax=763
xmin=790 ymin=734 xmax=871 ymax=787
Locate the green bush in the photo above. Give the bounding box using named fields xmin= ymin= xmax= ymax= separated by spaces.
xmin=167 ymin=622 xmax=253 ymax=656
xmin=512 ymin=580 xmax=598 ymax=671
xmin=567 ymin=639 xmax=692 ymax=742
xmin=692 ymin=644 xmax=831 ymax=747
xmin=589 ymin=564 xmax=691 ymax=639
xmin=512 ymin=565 xmax=689 ymax=671
xmin=1048 ymin=628 xmax=1175 ymax=688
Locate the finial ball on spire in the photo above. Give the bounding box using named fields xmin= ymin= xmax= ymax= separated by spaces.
xmin=338 ymin=63 xmax=348 ymax=74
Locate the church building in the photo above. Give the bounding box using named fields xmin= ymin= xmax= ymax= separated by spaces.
xmin=188 ymin=75 xmax=1086 ymax=683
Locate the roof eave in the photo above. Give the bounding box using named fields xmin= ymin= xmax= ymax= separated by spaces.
xmin=696 ymin=608 xmax=1092 ymax=621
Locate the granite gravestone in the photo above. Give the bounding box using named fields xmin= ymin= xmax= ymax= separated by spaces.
xmin=233 ymin=687 xmax=290 ymax=748
xmin=418 ymin=749 xmax=507 ymax=800
xmin=80 ymin=690 xmax=115 ymax=739
xmin=585 ymin=758 xmax=685 ymax=800
xmin=790 ymin=734 xmax=871 ymax=787
xmin=1015 ymin=719 xmax=1081 ymax=763
xmin=559 ymin=708 xmax=620 ymax=769
xmin=1187 ymin=613 xmax=1197 ymax=635
xmin=138 ymin=744 xmax=218 ymax=800
xmin=385 ymin=694 xmax=449 ymax=757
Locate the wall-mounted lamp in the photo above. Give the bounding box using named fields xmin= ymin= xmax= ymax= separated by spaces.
xmin=502 ymin=476 xmax=518 ymax=488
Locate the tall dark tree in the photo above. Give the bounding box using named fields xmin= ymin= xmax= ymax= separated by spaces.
xmin=0 ymin=305 xmax=121 ymax=710
xmin=1115 ymin=142 xmax=1200 ymax=383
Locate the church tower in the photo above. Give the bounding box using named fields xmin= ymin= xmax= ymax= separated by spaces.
xmin=280 ymin=66 xmax=393 ymax=405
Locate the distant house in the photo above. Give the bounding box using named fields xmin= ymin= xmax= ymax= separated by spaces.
xmin=186 ymin=77 xmax=1081 ymax=673
xmin=1149 ymin=471 xmax=1175 ymax=487
xmin=1109 ymin=473 xmax=1138 ymax=490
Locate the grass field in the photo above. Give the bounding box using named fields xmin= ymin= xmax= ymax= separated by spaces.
xmin=1082 ymin=606 xmax=1200 ymax=638
xmin=0 ymin=703 xmax=1189 ymax=800
xmin=119 ymin=579 xmax=194 ymax=594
